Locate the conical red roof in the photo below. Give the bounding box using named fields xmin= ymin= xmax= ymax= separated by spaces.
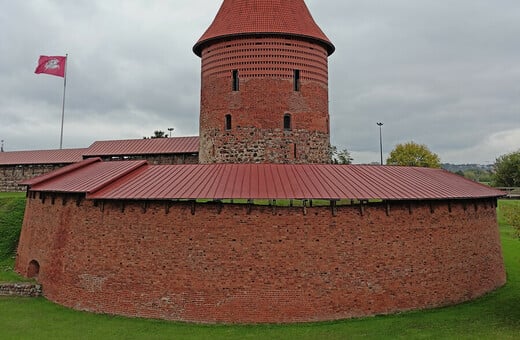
xmin=193 ymin=0 xmax=335 ymax=56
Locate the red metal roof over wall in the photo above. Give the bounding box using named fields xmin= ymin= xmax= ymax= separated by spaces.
xmin=22 ymin=158 xmax=147 ymax=194
xmin=0 ymin=148 xmax=86 ymax=165
xmin=83 ymin=137 xmax=199 ymax=157
xmin=193 ymin=0 xmax=335 ymax=56
xmin=23 ymin=161 xmax=504 ymax=200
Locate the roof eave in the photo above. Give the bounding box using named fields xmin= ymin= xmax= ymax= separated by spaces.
xmin=193 ymin=32 xmax=335 ymax=57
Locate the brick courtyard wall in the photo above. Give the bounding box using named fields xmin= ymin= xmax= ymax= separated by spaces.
xmin=0 ymin=164 xmax=67 ymax=192
xmin=16 ymin=196 xmax=506 ymax=323
xmin=0 ymin=154 xmax=198 ymax=192
xmin=96 ymin=153 xmax=199 ymax=165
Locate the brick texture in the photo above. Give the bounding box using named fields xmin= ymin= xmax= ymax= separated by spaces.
xmin=16 ymin=196 xmax=506 ymax=323
xmin=198 ymin=37 xmax=331 ymax=164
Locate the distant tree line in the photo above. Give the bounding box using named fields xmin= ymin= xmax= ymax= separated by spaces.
xmin=448 ymin=167 xmax=494 ymax=184
xmin=384 ymin=142 xmax=519 ymax=187
xmin=493 ymin=150 xmax=520 ymax=187
xmin=448 ymin=150 xmax=520 ymax=187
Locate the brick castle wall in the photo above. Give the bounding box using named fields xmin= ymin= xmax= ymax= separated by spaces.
xmin=199 ymin=37 xmax=330 ymax=164
xmin=15 ymin=196 xmax=506 ymax=323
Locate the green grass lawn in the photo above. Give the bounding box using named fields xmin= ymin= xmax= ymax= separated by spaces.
xmin=0 ymin=193 xmax=25 ymax=260
xmin=0 ymin=198 xmax=518 ymax=339
xmin=0 ymin=191 xmax=26 ymax=198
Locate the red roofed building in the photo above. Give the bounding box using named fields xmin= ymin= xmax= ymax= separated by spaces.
xmin=0 ymin=137 xmax=198 ymax=191
xmin=83 ymin=136 xmax=199 ymax=164
xmin=0 ymin=148 xmax=86 ymax=192
xmin=15 ymin=0 xmax=506 ymax=324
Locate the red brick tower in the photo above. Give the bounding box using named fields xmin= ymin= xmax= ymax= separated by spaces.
xmin=194 ymin=0 xmax=335 ymax=164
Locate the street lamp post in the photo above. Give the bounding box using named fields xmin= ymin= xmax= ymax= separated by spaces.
xmin=377 ymin=122 xmax=384 ymax=165
xmin=168 ymin=127 xmax=174 ymax=137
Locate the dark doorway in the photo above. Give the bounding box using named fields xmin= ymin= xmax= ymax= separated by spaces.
xmin=27 ymin=260 xmax=40 ymax=278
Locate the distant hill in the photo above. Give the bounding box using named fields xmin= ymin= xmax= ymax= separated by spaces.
xmin=442 ymin=163 xmax=494 ymax=183
xmin=442 ymin=163 xmax=494 ymax=173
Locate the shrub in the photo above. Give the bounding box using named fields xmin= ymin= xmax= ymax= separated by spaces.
xmin=501 ymin=203 xmax=520 ymax=238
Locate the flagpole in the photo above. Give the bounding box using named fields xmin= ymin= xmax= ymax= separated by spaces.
xmin=59 ymin=53 xmax=68 ymax=149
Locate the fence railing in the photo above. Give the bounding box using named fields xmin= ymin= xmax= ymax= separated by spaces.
xmin=496 ymin=187 xmax=520 ymax=199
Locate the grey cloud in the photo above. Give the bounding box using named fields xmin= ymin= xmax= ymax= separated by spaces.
xmin=1 ymin=0 xmax=519 ymax=163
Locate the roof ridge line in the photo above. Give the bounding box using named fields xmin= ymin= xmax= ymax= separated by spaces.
xmin=20 ymin=157 xmax=102 ymax=188
xmin=86 ymin=160 xmax=149 ymax=196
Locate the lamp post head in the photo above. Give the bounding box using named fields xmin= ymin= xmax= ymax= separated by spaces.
xmin=376 ymin=123 xmax=384 ymax=165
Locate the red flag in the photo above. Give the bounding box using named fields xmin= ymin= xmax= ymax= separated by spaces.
xmin=35 ymin=55 xmax=67 ymax=77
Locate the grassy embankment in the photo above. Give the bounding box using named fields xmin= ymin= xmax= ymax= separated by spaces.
xmin=0 ymin=195 xmax=518 ymax=339
xmin=0 ymin=192 xmax=26 ymax=282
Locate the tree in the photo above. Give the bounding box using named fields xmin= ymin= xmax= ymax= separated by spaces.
xmin=330 ymin=145 xmax=353 ymax=164
xmin=493 ymin=150 xmax=520 ymax=187
xmin=143 ymin=130 xmax=168 ymax=139
xmin=386 ymin=142 xmax=441 ymax=168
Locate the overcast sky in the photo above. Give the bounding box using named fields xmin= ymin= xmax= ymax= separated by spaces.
xmin=0 ymin=0 xmax=519 ymax=164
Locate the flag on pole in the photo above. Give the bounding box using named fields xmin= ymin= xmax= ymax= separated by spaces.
xmin=34 ymin=55 xmax=67 ymax=77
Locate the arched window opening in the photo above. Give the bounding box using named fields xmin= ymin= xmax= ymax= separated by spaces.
xmin=27 ymin=260 xmax=40 ymax=278
xmin=284 ymin=114 xmax=292 ymax=131
xmin=225 ymin=114 xmax=232 ymax=130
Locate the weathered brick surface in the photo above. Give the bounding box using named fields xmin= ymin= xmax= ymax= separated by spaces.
xmin=16 ymin=197 xmax=506 ymax=323
xmin=199 ymin=36 xmax=331 ymax=164
xmin=96 ymin=154 xmax=199 ymax=165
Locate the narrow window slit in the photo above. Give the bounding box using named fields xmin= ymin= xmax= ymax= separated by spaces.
xmin=293 ymin=69 xmax=301 ymax=91
xmin=284 ymin=114 xmax=291 ymax=131
xmin=232 ymin=69 xmax=239 ymax=91
xmin=225 ymin=114 xmax=232 ymax=130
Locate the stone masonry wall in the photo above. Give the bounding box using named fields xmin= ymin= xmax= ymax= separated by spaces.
xmin=0 ymin=154 xmax=199 ymax=192
xmin=16 ymin=196 xmax=506 ymax=323
xmin=0 ymin=164 xmax=66 ymax=192
xmin=201 ymin=127 xmax=330 ymax=163
xmin=0 ymin=283 xmax=42 ymax=297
